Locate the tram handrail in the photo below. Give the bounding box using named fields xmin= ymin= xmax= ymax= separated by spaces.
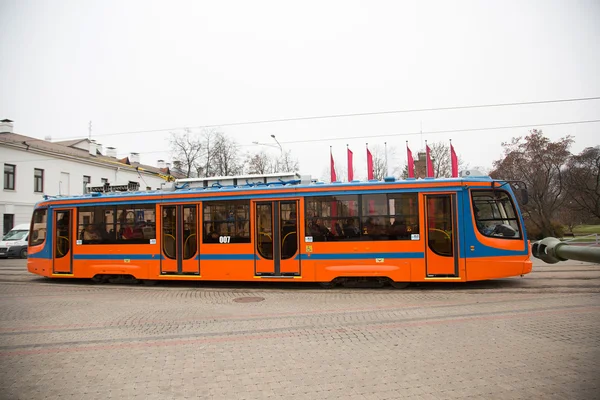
xmin=184 ymin=233 xmax=197 ymax=259
xmin=56 ymin=236 xmax=69 ymax=257
xmin=162 ymin=233 xmax=176 ymax=259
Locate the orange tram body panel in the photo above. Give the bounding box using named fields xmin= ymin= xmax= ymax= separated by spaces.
xmin=27 ymin=175 xmax=532 ymax=285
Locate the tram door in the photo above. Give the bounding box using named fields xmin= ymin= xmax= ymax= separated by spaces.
xmin=254 ymin=200 xmax=300 ymax=276
xmin=160 ymin=204 xmax=200 ymax=275
xmin=424 ymin=194 xmax=459 ymax=277
xmin=53 ymin=209 xmax=73 ymax=274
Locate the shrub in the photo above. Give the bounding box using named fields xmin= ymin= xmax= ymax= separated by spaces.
xmin=524 ymin=219 xmax=564 ymax=240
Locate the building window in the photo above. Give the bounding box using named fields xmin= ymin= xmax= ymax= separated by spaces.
xmin=34 ymin=168 xmax=44 ymax=192
xmin=101 ymin=178 xmax=108 ymax=184
xmin=3 ymin=214 xmax=14 ymax=235
xmin=83 ymin=175 xmax=91 ymax=193
xmin=4 ymin=164 xmax=15 ymax=190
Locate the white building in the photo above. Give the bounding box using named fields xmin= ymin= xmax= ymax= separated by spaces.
xmin=0 ymin=119 xmax=178 ymax=235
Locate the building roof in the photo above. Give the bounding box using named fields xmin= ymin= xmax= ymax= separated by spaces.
xmin=53 ymin=138 xmax=89 ymax=147
xmin=0 ymin=132 xmax=185 ymax=179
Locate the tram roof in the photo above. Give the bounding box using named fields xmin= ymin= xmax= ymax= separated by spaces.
xmin=37 ymin=175 xmax=503 ymax=206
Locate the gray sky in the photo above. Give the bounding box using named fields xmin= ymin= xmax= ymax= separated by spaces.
xmin=1 ymin=0 xmax=599 ymax=180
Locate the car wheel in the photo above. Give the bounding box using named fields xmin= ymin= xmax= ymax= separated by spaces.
xmin=20 ymin=248 xmax=28 ymax=259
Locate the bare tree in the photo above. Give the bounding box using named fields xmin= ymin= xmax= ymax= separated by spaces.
xmin=399 ymin=141 xmax=465 ymax=179
xmin=430 ymin=142 xmax=450 ymax=178
xmin=564 ymin=146 xmax=600 ymax=220
xmin=246 ymin=151 xmax=275 ymax=175
xmin=336 ymin=164 xmax=349 ymax=182
xmin=556 ymin=202 xmax=586 ymax=235
xmin=169 ymin=129 xmax=203 ymax=178
xmin=384 ymin=144 xmax=404 ymax=178
xmin=428 ymin=142 xmax=467 ymax=178
xmin=275 ymin=150 xmax=300 ymax=173
xmin=197 ymin=128 xmax=219 ymax=178
xmin=367 ymin=144 xmax=388 ymax=180
xmin=211 ymin=132 xmax=244 ymax=176
xmin=170 ymin=129 xmax=248 ymax=178
xmin=490 ymin=129 xmax=573 ymax=238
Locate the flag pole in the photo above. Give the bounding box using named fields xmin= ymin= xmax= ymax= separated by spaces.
xmin=450 ymin=138 xmax=452 ymax=178
xmin=384 ymin=141 xmax=388 ymax=177
xmin=406 ymin=140 xmax=409 ymax=178
xmin=425 ymin=139 xmax=429 ymax=178
xmin=346 ymin=144 xmax=350 ymax=182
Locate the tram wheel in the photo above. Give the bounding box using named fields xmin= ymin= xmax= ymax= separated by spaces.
xmin=91 ymin=275 xmax=107 ymax=284
xmin=318 ymin=281 xmax=337 ymax=289
xmin=390 ymin=281 xmax=410 ymax=289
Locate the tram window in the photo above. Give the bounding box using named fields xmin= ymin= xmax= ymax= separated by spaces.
xmin=29 ymin=208 xmax=47 ymax=246
xmin=306 ymin=195 xmax=359 ymax=241
xmin=77 ymin=204 xmax=156 ymax=244
xmin=305 ymin=193 xmax=419 ymax=241
xmin=361 ymin=194 xmax=388 ymax=240
xmin=472 ymin=190 xmax=521 ymax=239
xmin=388 ymin=193 xmax=419 ymax=240
xmin=362 ymin=194 xmax=387 ymax=216
xmin=115 ymin=204 xmax=156 ymax=242
xmin=203 ymin=200 xmax=250 ymax=243
xmin=360 ymin=193 xmax=420 ymax=240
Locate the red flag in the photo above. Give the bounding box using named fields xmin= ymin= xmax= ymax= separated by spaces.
xmin=366 ymin=146 xmax=374 ymax=180
xmin=406 ymin=143 xmax=415 ymax=178
xmin=426 ymin=144 xmax=434 ymax=178
xmin=450 ymin=141 xmax=458 ymax=178
xmin=330 ymin=148 xmax=337 ymax=182
xmin=347 ymin=147 xmax=354 ymax=181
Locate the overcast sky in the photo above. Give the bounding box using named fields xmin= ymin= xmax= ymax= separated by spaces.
xmin=1 ymin=0 xmax=599 ymax=180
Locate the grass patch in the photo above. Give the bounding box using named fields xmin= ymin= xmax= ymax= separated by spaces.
xmin=572 ymin=225 xmax=600 ymax=235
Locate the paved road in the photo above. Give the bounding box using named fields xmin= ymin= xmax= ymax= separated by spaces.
xmin=0 ymin=258 xmax=599 ymax=400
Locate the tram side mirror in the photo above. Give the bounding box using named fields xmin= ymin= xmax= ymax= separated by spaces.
xmin=520 ymin=188 xmax=529 ymax=205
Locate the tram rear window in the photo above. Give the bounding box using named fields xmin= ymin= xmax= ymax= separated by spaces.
xmin=78 ymin=204 xmax=156 ymax=244
xmin=472 ymin=190 xmax=521 ymax=239
xmin=29 ymin=208 xmax=47 ymax=246
xmin=203 ymin=200 xmax=250 ymax=243
xmin=305 ymin=193 xmax=419 ymax=241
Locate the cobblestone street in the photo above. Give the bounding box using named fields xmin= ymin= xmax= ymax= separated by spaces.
xmin=1 ymin=258 xmax=599 ymax=400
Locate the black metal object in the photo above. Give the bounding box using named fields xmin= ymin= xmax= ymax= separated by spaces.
xmin=531 ymin=237 xmax=600 ymax=264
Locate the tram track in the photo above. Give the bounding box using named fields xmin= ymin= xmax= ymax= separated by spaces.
xmin=1 ymin=303 xmax=598 ymax=356
xmin=0 ymin=291 xmax=579 ymax=336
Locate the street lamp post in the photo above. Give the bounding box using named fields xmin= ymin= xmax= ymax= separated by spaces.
xmin=270 ymin=134 xmax=283 ymax=155
xmin=253 ymin=135 xmax=283 ymax=156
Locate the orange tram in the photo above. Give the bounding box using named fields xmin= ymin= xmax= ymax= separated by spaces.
xmin=27 ymin=173 xmax=532 ymax=288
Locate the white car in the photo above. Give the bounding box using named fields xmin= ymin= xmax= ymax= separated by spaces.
xmin=0 ymin=224 xmax=30 ymax=259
